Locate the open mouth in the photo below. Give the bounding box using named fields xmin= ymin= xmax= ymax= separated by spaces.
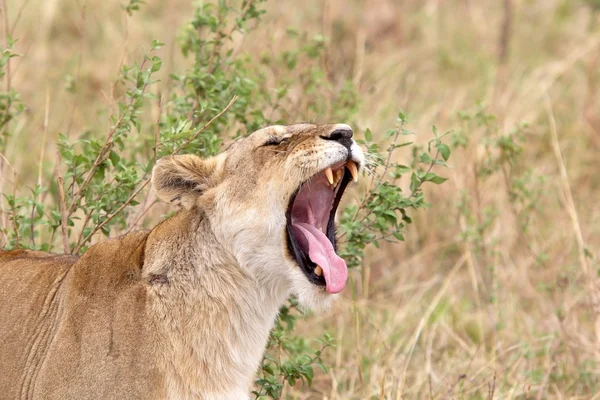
xmin=286 ymin=160 xmax=359 ymax=294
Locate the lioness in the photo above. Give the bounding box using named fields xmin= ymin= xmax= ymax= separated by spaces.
xmin=0 ymin=123 xmax=364 ymax=400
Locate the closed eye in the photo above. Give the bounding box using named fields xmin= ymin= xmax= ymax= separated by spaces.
xmin=263 ymin=136 xmax=290 ymax=146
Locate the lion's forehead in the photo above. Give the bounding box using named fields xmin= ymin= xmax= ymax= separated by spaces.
xmin=245 ymin=123 xmax=352 ymax=142
xmin=219 ymin=123 xmax=355 ymax=186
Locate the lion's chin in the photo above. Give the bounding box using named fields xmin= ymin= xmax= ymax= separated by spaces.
xmin=289 ymin=268 xmax=337 ymax=311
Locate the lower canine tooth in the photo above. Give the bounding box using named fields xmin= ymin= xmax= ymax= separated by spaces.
xmin=315 ymin=265 xmax=323 ymax=276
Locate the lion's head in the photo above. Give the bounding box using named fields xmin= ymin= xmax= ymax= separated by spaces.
xmin=152 ymin=123 xmax=364 ymax=309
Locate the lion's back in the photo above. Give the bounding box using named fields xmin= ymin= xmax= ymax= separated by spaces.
xmin=0 ymin=232 xmax=164 ymax=400
xmin=0 ymin=250 xmax=76 ymax=399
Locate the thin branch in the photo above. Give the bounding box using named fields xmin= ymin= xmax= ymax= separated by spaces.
xmin=67 ymin=59 xmax=149 ymax=215
xmin=171 ymin=95 xmax=238 ymax=155
xmin=29 ymin=88 xmax=51 ymax=247
xmin=55 ymin=151 xmax=69 ymax=254
xmin=72 ymin=174 xmax=118 ymax=251
xmin=73 ymin=212 xmax=91 ymax=251
xmin=498 ymin=0 xmax=512 ymax=65
xmin=38 ymin=88 xmax=50 ymax=187
xmin=339 ymin=122 xmax=406 ymax=239
xmin=125 ymin=199 xmax=157 ymax=234
xmin=0 ymin=152 xmax=18 ymax=247
xmin=0 ymin=153 xmax=9 ymax=243
xmin=73 ymin=178 xmax=151 ymax=254
xmin=65 ymin=1 xmax=87 ymax=137
xmin=1 ymin=0 xmax=11 ymax=93
xmin=487 ymin=371 xmax=496 ymax=400
xmin=153 ymin=92 xmax=162 ymax=163
xmin=339 ymin=139 xmax=440 ymax=242
xmin=70 ymin=91 xmax=237 ymax=253
xmin=9 ymin=0 xmax=31 ymax=37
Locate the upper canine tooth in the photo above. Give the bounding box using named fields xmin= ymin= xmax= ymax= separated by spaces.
xmin=347 ymin=161 xmax=359 ymax=183
xmin=325 ymin=167 xmax=334 ymax=185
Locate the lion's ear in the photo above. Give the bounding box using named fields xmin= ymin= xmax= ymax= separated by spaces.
xmin=152 ymin=154 xmax=221 ymax=209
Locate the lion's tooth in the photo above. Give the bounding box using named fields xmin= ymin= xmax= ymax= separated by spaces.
xmin=315 ymin=265 xmax=323 ymax=276
xmin=325 ymin=167 xmax=334 ymax=185
xmin=347 ymin=161 xmax=359 ymax=183
xmin=334 ymin=169 xmax=343 ymax=186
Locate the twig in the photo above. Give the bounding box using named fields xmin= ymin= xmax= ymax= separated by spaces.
xmin=0 ymin=152 xmax=17 ymax=246
xmin=0 ymin=0 xmax=13 ymax=145
xmin=71 ymin=175 xmax=122 ymax=251
xmin=55 ymin=151 xmax=69 ymax=254
xmin=72 ymin=93 xmax=237 ymax=253
xmin=73 ymin=212 xmax=91 ymax=251
xmin=205 ymin=0 xmax=254 ymax=77
xmin=118 ymin=91 xmax=162 ymax=235
xmin=153 ymin=92 xmax=162 ymax=163
xmin=9 ymin=0 xmax=30 ymax=37
xmin=487 ymin=371 xmax=496 ymax=400
xmin=171 ymin=95 xmax=238 ymax=155
xmin=38 ymin=88 xmax=50 ymax=187
xmin=340 ymin=144 xmax=440 ymax=243
xmin=0 ymin=152 xmax=15 ymax=244
xmin=67 ymin=58 xmax=149 ymax=215
xmin=72 ymin=171 xmax=119 ymax=251
xmin=352 ymin=27 xmax=366 ymax=87
xmin=1 ymin=0 xmax=11 ymax=93
xmin=73 ymin=179 xmax=151 ymax=253
xmin=498 ymin=0 xmax=512 ymax=65
xmin=29 ymin=88 xmax=51 ymax=247
xmin=125 ymin=199 xmax=157 ymax=234
xmin=65 ymin=2 xmax=86 ymax=137
xmin=338 ymin=122 xmax=407 ymax=240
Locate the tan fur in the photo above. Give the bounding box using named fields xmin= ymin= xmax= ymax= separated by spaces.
xmin=0 ymin=123 xmax=364 ymax=400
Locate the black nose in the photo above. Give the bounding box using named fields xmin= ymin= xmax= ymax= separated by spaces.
xmin=324 ymin=128 xmax=353 ymax=141
xmin=321 ymin=127 xmax=353 ymax=149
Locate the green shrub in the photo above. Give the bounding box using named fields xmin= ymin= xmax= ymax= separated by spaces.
xmin=0 ymin=1 xmax=450 ymax=397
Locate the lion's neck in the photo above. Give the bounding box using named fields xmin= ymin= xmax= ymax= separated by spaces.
xmin=143 ymin=211 xmax=288 ymax=399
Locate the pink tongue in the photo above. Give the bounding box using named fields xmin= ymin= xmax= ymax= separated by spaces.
xmin=292 ymin=222 xmax=348 ymax=294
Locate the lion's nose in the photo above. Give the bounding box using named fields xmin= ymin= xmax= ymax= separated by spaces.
xmin=324 ymin=125 xmax=353 ymax=141
xmin=321 ymin=125 xmax=353 ymax=149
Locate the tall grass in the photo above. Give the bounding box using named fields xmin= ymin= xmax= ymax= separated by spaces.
xmin=1 ymin=0 xmax=599 ymax=398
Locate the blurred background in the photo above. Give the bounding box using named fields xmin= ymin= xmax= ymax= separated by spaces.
xmin=1 ymin=0 xmax=600 ymax=398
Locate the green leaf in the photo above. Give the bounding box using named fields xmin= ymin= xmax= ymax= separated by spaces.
xmin=423 ymin=172 xmax=448 ymax=184
xmin=397 ymin=109 xmax=407 ymax=123
xmin=437 ymin=143 xmax=451 ymax=161
xmin=151 ymin=39 xmax=164 ymax=50
xmin=304 ymin=365 xmax=314 ymax=386
xmin=393 ymin=232 xmax=405 ymax=241
xmin=419 ymin=152 xmax=432 ymax=163
xmin=390 ymin=141 xmax=413 ymax=150
xmin=395 ymin=164 xmax=411 ymax=174
xmin=410 ymin=172 xmax=420 ymax=193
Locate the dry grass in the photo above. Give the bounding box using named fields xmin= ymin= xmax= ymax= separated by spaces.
xmin=2 ymin=0 xmax=600 ymax=398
